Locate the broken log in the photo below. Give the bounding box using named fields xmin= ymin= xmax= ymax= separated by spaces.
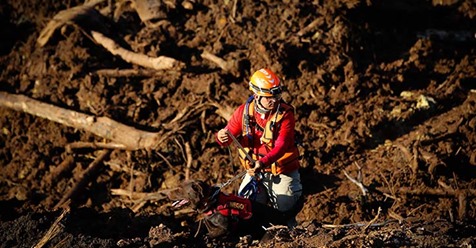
xmin=0 ymin=92 xmax=162 ymax=150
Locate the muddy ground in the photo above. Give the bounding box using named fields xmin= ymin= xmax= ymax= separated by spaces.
xmin=1 ymin=0 xmax=476 ymax=247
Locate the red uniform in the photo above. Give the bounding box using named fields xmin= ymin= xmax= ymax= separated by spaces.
xmin=216 ymin=98 xmax=300 ymax=175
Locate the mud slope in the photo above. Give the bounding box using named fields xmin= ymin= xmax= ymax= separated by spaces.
xmin=1 ymin=0 xmax=475 ymax=247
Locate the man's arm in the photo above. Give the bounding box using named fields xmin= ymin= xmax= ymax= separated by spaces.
xmin=215 ymin=104 xmax=245 ymax=146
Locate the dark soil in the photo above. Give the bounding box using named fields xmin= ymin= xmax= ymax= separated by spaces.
xmin=1 ymin=0 xmax=476 ymax=247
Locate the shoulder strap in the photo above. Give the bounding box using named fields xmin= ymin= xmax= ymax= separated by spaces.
xmin=242 ymin=95 xmax=255 ymax=139
xmin=260 ymin=102 xmax=293 ymax=145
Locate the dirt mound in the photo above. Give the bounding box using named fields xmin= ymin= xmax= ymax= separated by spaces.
xmin=1 ymin=0 xmax=475 ymax=247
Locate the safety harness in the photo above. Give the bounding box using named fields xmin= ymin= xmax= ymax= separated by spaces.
xmin=239 ymin=96 xmax=300 ymax=175
xmin=204 ymin=193 xmax=253 ymax=220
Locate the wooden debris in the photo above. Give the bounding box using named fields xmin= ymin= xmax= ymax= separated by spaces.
xmin=54 ymin=149 xmax=111 ymax=209
xmin=297 ymin=18 xmax=323 ymax=37
xmin=37 ymin=0 xmax=182 ymax=71
xmin=185 ymin=141 xmax=192 ymax=181
xmin=343 ymin=162 xmax=368 ymax=196
xmin=201 ymin=51 xmax=235 ymax=72
xmin=91 ymin=30 xmax=183 ymax=71
xmin=0 ymin=92 xmax=163 ymax=150
xmin=379 ymin=186 xmax=476 ymax=197
xmin=363 ymin=207 xmax=382 ymax=231
xmin=48 ymin=155 xmax=75 ymax=184
xmin=37 ymin=0 xmax=105 ymax=47
xmin=50 ymin=155 xmax=74 ymax=182
xmin=66 ymin=141 xmax=127 ymax=153
xmin=110 ymin=188 xmax=171 ymax=202
xmin=111 ymin=188 xmax=172 ymax=212
xmin=322 ymin=219 xmax=395 ymax=229
xmin=379 ymin=186 xmax=476 ymax=220
xmin=94 ymin=68 xmax=163 ymax=77
xmin=33 ymin=208 xmax=70 ymax=248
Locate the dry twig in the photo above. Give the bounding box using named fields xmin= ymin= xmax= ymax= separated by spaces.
xmin=33 ymin=208 xmax=70 ymax=248
xmin=343 ymin=170 xmax=365 ymax=195
xmin=297 ymin=18 xmax=323 ymax=37
xmin=185 ymin=141 xmax=193 ymax=181
xmin=363 ymin=207 xmax=382 ymax=231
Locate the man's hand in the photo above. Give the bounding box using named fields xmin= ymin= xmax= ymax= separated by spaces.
xmin=247 ymin=161 xmax=262 ymax=177
xmin=217 ymin=128 xmax=229 ymax=143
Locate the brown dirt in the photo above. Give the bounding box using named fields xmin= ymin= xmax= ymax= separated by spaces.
xmin=1 ymin=0 xmax=476 ymax=247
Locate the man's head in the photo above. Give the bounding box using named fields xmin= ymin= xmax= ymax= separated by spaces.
xmin=249 ymin=68 xmax=282 ymax=112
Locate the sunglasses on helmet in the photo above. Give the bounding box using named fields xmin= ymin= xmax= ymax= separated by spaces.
xmin=250 ymin=83 xmax=283 ymax=96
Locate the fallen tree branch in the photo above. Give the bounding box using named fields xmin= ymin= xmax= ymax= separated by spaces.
xmin=36 ymin=0 xmax=105 ymax=47
xmin=91 ymin=30 xmax=184 ymax=71
xmin=66 ymin=141 xmax=127 ymax=152
xmin=94 ymin=68 xmax=163 ymax=77
xmin=0 ymin=92 xmax=163 ymax=150
xmin=37 ymin=0 xmax=183 ymax=71
xmin=263 ymin=225 xmax=288 ymax=231
xmin=47 ymin=155 xmax=75 ymax=185
xmin=54 ymin=149 xmax=111 ymax=209
xmin=201 ymin=50 xmax=235 ymax=72
xmin=378 ymin=186 xmax=476 ymax=197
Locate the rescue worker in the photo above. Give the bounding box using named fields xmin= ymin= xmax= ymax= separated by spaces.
xmin=216 ymin=68 xmax=302 ymax=227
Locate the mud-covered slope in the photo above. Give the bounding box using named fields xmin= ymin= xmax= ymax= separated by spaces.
xmin=1 ymin=0 xmax=475 ymax=247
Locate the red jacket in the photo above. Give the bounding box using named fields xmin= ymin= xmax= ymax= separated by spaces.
xmin=216 ymin=99 xmax=300 ymax=174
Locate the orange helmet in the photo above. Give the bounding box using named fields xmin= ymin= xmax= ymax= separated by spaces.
xmin=249 ymin=68 xmax=282 ymax=97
